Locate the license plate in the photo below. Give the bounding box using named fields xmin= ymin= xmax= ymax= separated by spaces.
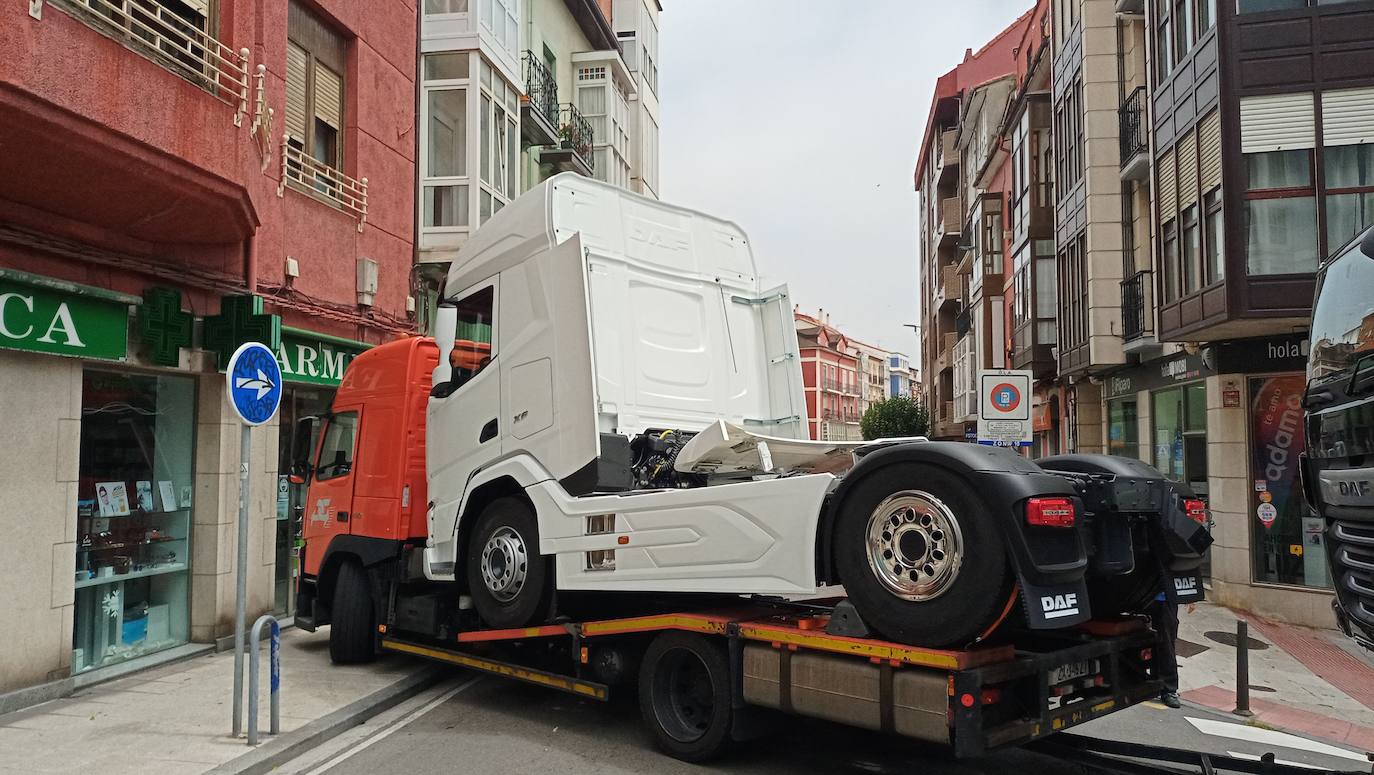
xmin=1048 ymin=660 xmax=1094 ymax=685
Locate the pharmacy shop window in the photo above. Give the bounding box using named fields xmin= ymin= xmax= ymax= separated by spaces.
xmin=74 ymin=369 xmax=196 ymax=674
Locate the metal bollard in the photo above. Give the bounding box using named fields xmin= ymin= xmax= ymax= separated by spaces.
xmin=1233 ymin=619 xmax=1254 ymax=717
xmin=248 ymin=615 xmax=282 ymax=745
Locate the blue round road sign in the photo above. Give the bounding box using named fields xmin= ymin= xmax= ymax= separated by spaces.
xmin=225 ymin=342 xmax=283 ymax=426
xmin=990 ymin=382 xmax=1022 ymax=413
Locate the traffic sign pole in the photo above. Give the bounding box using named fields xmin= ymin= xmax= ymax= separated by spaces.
xmin=232 ymin=423 xmax=250 ymax=738
xmin=223 ymin=342 xmax=283 ymax=739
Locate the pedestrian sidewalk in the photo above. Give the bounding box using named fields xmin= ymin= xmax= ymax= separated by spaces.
xmin=0 ymin=628 xmax=431 ymax=775
xmin=1176 ymin=599 xmax=1374 ymax=753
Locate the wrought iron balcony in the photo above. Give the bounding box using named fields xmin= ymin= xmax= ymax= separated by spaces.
xmin=1119 ymin=86 xmax=1149 ymax=181
xmin=48 ymin=0 xmax=250 ymax=126
xmin=279 ymin=135 xmax=368 ymax=231
xmin=540 ymin=103 xmax=595 ymax=176
xmin=520 ymin=51 xmax=559 ymax=147
xmin=1121 ymin=269 xmax=1154 ymax=342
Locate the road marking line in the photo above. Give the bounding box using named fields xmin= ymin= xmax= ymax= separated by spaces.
xmin=1226 ymin=751 xmax=1330 ymax=771
xmin=302 ymin=676 xmax=483 ymax=775
xmin=1185 ymin=716 xmax=1369 ymax=763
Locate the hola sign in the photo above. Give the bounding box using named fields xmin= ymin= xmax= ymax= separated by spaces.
xmin=977 ymin=369 xmax=1033 ymax=447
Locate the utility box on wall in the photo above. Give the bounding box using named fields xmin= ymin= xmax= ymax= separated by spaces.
xmin=357 ymin=258 xmax=378 ymax=307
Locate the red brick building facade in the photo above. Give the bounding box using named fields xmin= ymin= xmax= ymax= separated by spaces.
xmin=0 ymin=0 xmax=416 ymax=697
xmin=796 ymin=309 xmax=862 ymax=441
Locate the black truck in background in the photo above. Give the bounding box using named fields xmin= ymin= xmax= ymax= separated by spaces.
xmin=1303 ymin=226 xmax=1374 ymax=652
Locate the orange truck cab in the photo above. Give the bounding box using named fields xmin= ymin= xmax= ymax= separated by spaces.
xmin=295 ymin=336 xmax=437 ymax=637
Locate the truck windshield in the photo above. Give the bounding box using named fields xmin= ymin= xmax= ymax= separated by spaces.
xmin=1308 ymin=237 xmax=1374 ymax=384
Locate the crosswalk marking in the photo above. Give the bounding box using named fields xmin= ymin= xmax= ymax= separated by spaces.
xmin=1186 ymin=716 xmax=1369 ymax=763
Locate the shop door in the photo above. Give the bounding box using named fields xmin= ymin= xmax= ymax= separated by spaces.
xmin=1153 ymin=383 xmax=1210 ymax=577
xmin=301 ymin=409 xmax=361 ymax=577
xmin=275 ymin=387 xmax=332 ymax=615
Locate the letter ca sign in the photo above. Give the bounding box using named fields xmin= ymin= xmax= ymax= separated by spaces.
xmin=0 ymin=280 xmax=129 ymax=361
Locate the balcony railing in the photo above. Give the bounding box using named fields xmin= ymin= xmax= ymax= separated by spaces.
xmin=52 ymin=0 xmax=250 ymax=126
xmin=521 ymin=51 xmax=559 ymax=133
xmin=558 ymin=103 xmax=595 ymax=173
xmin=1121 ymin=269 xmax=1153 ymax=341
xmin=940 ymin=196 xmax=962 ymax=237
xmin=279 ymin=136 xmax=368 ymax=231
xmin=822 ymin=378 xmax=860 ymax=395
xmin=822 ymin=408 xmax=861 ymax=422
xmin=1119 ymin=87 xmax=1148 ymax=172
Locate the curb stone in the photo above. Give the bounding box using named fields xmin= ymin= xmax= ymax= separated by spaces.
xmin=206 ymin=665 xmax=450 ymax=775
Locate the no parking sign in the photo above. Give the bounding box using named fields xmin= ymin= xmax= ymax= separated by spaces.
xmin=977 ymin=369 xmax=1033 ymax=447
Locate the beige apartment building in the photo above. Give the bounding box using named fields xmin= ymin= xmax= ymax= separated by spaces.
xmin=921 ymin=0 xmax=1363 ymax=630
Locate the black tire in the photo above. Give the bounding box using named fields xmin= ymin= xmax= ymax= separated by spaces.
xmin=833 ymin=463 xmax=1014 ymax=648
xmin=465 ymin=497 xmax=554 ymax=629
xmin=638 ymin=632 xmax=735 ymax=763
xmin=329 ymin=560 xmax=376 ymax=664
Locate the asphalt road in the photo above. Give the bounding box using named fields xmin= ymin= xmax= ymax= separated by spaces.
xmin=285 ymin=669 xmax=1373 ymax=775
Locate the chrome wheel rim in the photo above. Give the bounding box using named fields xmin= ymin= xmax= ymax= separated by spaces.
xmin=865 ymin=490 xmax=964 ymax=601
xmin=479 ymin=526 xmax=528 ymax=603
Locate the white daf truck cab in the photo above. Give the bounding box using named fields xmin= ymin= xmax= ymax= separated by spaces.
xmin=420 ymin=174 xmax=1208 ymax=648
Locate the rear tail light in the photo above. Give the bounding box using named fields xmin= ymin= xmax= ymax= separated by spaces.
xmin=1026 ymin=497 xmax=1076 ymax=528
xmin=1184 ymin=499 xmax=1208 ymax=525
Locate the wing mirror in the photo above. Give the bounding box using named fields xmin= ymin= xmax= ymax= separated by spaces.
xmin=289 ymin=416 xmax=318 ymax=483
xmin=432 ymin=303 xmax=457 ymax=396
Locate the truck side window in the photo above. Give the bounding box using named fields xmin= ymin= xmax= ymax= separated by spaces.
xmin=449 ymin=285 xmax=495 ymax=391
xmin=315 ymin=411 xmax=358 ymax=481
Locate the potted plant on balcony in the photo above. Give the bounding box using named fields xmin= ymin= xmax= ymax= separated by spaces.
xmin=558 ymin=123 xmax=593 ymax=160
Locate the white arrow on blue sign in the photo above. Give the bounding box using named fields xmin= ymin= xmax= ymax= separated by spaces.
xmin=225 ymin=341 xmax=283 ymax=426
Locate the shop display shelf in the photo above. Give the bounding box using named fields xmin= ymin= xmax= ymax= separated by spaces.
xmin=75 ymin=562 xmax=188 ymax=590
xmin=82 ymin=537 xmax=182 ymax=552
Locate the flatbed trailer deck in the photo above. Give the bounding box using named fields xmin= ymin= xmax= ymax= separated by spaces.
xmin=373 ymin=597 xmax=1163 ymax=761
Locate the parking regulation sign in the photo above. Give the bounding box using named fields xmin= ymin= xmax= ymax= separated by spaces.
xmin=225 ymin=341 xmax=283 ymax=426
xmin=977 ymin=369 xmax=1032 ymax=447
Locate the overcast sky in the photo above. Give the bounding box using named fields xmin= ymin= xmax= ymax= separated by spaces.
xmin=659 ymin=1 xmax=1030 ymax=358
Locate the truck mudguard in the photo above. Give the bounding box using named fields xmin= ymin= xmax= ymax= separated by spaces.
xmin=820 ymin=442 xmax=1089 ymax=592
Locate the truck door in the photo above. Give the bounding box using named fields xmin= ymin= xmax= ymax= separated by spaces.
xmin=427 ymin=282 xmax=502 ymax=552
xmin=301 ymin=409 xmax=361 ymax=575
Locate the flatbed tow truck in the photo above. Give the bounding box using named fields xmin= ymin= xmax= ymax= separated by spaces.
xmin=360 ymin=596 xmax=1371 ymax=773
xmin=293 ymin=177 xmax=1368 ymax=772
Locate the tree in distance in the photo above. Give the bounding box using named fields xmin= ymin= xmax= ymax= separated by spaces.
xmin=860 ymin=396 xmax=930 ymax=441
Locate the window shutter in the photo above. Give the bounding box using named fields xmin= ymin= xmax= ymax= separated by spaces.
xmin=314 ymin=65 xmax=343 ymax=130
xmin=1240 ymin=92 xmax=1315 ymax=153
xmin=1199 ymin=109 xmax=1222 ymax=192
xmin=285 ymin=43 xmax=308 ymax=140
xmin=1158 ymin=148 xmax=1177 ymax=223
xmin=1177 ymin=129 xmax=1199 ymax=209
xmin=1321 ymin=87 xmax=1374 ymax=147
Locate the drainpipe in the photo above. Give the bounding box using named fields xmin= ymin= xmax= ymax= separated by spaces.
xmin=243 ymin=236 xmax=257 ymax=295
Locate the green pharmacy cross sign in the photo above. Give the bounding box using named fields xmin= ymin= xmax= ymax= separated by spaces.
xmin=0 ymin=270 xmax=133 ymax=361
xmin=203 ymin=294 xmax=281 ymax=369
xmin=137 ymin=287 xmax=194 ymax=367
